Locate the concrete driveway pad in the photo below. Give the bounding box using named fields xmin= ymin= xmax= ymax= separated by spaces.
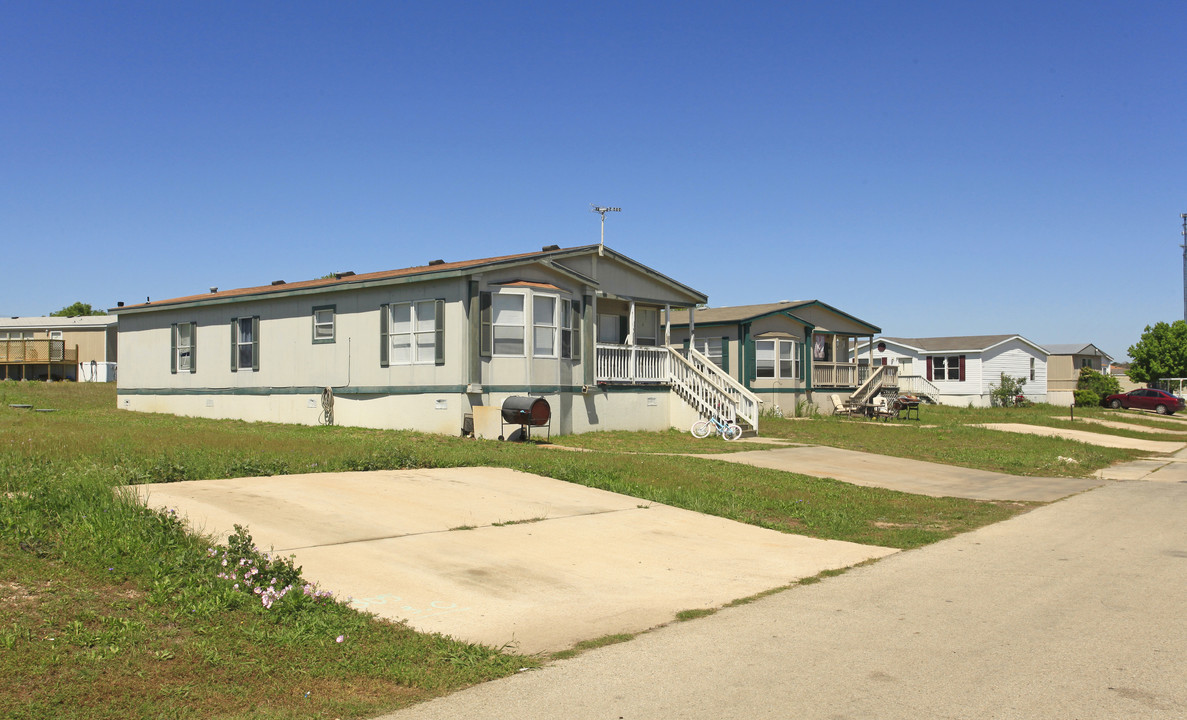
xmin=135 ymin=468 xmax=896 ymax=654
xmin=976 ymin=423 xmax=1186 ymax=453
xmin=695 ymin=446 xmax=1103 ymax=501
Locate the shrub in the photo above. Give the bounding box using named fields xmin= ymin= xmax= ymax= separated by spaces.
xmin=1074 ymin=389 xmax=1101 ymax=407
xmin=990 ymin=373 xmax=1027 ymax=407
xmin=1077 ymin=367 xmax=1120 ymax=401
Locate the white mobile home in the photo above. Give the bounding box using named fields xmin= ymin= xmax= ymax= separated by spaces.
xmin=113 ymin=244 xmax=739 ymax=437
xmin=855 ymin=335 xmax=1049 ymax=407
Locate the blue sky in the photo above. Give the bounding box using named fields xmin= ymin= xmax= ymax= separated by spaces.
xmin=3 ymin=1 xmax=1184 ymax=360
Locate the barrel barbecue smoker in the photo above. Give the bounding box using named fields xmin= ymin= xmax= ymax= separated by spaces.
xmin=499 ymin=396 xmax=551 ymax=441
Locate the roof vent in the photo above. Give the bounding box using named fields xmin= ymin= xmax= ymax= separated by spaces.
xmin=541 ymin=244 xmax=560 ymax=251
xmin=210 ymin=287 xmax=218 ymax=293
xmin=331 ymin=271 xmax=355 ymax=279
xmin=271 ymin=280 xmax=286 ymax=286
xmin=428 ymin=259 xmax=445 ymax=266
xmin=117 ymin=302 xmax=124 ymax=308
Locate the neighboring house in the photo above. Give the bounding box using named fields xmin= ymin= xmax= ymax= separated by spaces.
xmin=112 ymin=244 xmax=743 ymax=438
xmin=855 ymin=335 xmax=1049 ymax=407
xmin=666 ymin=301 xmax=882 ymax=414
xmin=1041 ymin=343 xmax=1114 ymax=406
xmin=0 ymin=315 xmax=118 ymax=382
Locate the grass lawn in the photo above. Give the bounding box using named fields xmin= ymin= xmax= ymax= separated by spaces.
xmin=1 ymin=381 xmax=1146 ymax=719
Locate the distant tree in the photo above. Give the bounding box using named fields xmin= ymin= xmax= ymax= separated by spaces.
xmin=1127 ymin=321 xmax=1187 ymax=384
xmin=49 ymin=302 xmax=106 ymax=317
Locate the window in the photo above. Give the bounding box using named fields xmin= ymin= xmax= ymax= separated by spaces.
xmin=1030 ymin=357 xmax=1036 ymax=380
xmin=312 ymin=305 xmax=335 ymax=344
xmin=756 ymin=339 xmax=799 ymax=379
xmin=387 ymin=300 xmax=440 ymax=364
xmin=635 ymin=308 xmax=658 ymax=346
xmin=492 ymin=294 xmax=525 ymax=356
xmin=533 ymin=295 xmax=557 ymax=357
xmin=932 ymin=355 xmax=963 ymax=381
xmin=171 ymin=322 xmax=197 ymax=374
xmin=230 ymin=317 xmax=259 ymax=371
xmin=1080 ymin=357 xmax=1093 ymax=369
xmin=813 ymin=335 xmax=830 ymax=361
xmin=49 ymin=330 xmax=63 ymax=340
xmin=597 ymin=313 xmax=622 ymax=344
xmin=694 ymin=337 xmax=725 ymax=369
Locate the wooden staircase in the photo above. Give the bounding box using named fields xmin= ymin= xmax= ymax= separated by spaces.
xmin=668 ymin=347 xmax=762 ymax=436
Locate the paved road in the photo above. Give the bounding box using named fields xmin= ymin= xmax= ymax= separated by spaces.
xmin=380 ymin=475 xmax=1187 ymax=720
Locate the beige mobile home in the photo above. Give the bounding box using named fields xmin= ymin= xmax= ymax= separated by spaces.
xmin=1041 ymin=343 xmax=1113 ymax=406
xmin=112 ymin=244 xmax=753 ymax=437
xmin=0 ymin=315 xmax=118 ymax=381
xmin=666 ymin=301 xmax=882 ymax=414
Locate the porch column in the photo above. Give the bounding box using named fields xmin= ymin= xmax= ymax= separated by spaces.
xmin=688 ymin=306 xmax=695 ymax=348
xmin=628 ymin=301 xmax=636 ymax=381
xmin=664 ymin=304 xmax=671 ymax=347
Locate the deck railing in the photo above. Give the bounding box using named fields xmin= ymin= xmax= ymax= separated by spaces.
xmin=0 ymin=339 xmax=78 ymax=364
xmin=813 ymin=362 xmax=865 ymax=388
xmin=595 ymin=344 xmax=670 ymax=383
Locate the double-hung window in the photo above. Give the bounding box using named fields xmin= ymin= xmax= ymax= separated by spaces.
xmin=635 ymin=308 xmax=658 ymax=346
xmin=931 ymin=355 xmax=964 ymax=381
xmin=312 ymin=305 xmax=335 ymax=344
xmin=230 ymin=317 xmax=259 ymax=371
xmin=384 ymin=300 xmax=443 ymax=365
xmin=756 ymin=339 xmax=798 ymax=379
xmin=493 ymin=294 xmax=526 ymax=356
xmin=533 ymin=295 xmax=557 ymax=357
xmin=694 ymin=337 xmax=725 ymax=369
xmin=171 ymin=322 xmax=197 ymax=373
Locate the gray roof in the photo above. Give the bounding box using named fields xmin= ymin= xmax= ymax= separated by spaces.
xmin=877 ymin=335 xmax=1046 ymax=354
xmin=1041 ymin=343 xmax=1113 ymax=361
xmin=668 ymin=301 xmax=814 ymax=325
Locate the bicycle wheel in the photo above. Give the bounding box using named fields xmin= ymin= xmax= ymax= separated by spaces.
xmin=722 ymin=422 xmax=743 ymax=441
xmin=691 ymin=419 xmax=712 ymax=438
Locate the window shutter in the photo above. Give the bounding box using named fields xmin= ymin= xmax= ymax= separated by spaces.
xmin=251 ymin=316 xmax=260 ymax=371
xmin=379 ymin=304 xmax=390 ymax=367
xmin=479 ymin=292 xmax=492 ymax=357
xmin=721 ymin=337 xmax=730 ymax=373
xmin=881 ymin=357 xmax=887 ymax=367
xmin=230 ymin=318 xmax=238 ymax=371
xmin=190 ymin=322 xmax=198 ymax=373
xmin=434 ymin=299 xmax=445 ymax=366
xmin=743 ymin=331 xmax=756 ymax=385
xmin=570 ymin=299 xmax=581 ymax=361
xmin=682 ymin=338 xmax=690 ymax=353
xmin=618 ymin=316 xmax=629 ymax=344
xmin=926 ymin=356 xmax=933 ymax=381
xmin=958 ymin=355 xmax=966 ymax=382
xmin=170 ymin=324 xmax=177 ymax=374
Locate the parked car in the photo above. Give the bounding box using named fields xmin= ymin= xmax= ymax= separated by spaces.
xmin=1103 ymin=388 xmax=1186 ymax=414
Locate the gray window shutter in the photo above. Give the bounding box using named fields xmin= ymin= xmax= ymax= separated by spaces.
xmin=170 ymin=324 xmax=177 ymax=374
xmin=379 ymin=304 xmax=390 ymax=367
xmin=230 ymin=318 xmax=238 ymax=371
xmin=479 ymin=292 xmax=492 ymax=357
xmin=721 ymin=337 xmax=730 ymax=373
xmin=251 ymin=316 xmax=260 ymax=371
xmin=190 ymin=322 xmax=198 ymax=373
xmin=434 ymin=299 xmax=445 ymax=366
xmin=570 ymin=299 xmax=581 ymax=361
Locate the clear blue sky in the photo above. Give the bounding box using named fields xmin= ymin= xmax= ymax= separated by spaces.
xmin=4 ymin=1 xmax=1184 ymax=360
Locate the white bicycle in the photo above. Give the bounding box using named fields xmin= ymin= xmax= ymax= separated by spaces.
xmin=691 ymin=415 xmax=743 ymax=441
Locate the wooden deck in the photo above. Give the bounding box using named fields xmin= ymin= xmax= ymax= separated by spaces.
xmin=0 ymin=339 xmax=79 ymax=380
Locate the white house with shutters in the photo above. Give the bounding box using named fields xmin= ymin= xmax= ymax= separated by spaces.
xmin=854 ymin=335 xmax=1049 ymax=407
xmin=112 ymin=244 xmax=767 ymax=438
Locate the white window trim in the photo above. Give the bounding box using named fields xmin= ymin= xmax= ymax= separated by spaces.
xmin=390 ymin=300 xmax=437 ymax=365
xmin=533 ymin=294 xmax=559 ymax=358
xmin=694 ymin=337 xmax=724 ymax=369
xmin=491 ymin=291 xmax=528 ymax=358
xmin=176 ymin=324 xmax=193 ymax=372
xmin=756 ymin=338 xmax=798 ymax=379
xmin=312 ymin=305 xmax=335 ymax=344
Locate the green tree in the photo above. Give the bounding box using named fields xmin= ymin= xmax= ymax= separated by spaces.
xmin=1074 ymin=367 xmax=1121 ymax=407
xmin=1127 ymin=321 xmax=1187 ymax=384
xmin=990 ymin=373 xmax=1027 ymax=407
xmin=49 ymin=302 xmax=106 ymax=317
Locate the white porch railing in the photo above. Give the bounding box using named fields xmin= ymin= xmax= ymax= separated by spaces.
xmin=595 ymin=344 xmax=761 ymax=432
xmin=682 ymin=347 xmax=761 ymax=431
xmin=898 ymin=374 xmax=941 ymax=399
xmin=813 ymin=362 xmax=862 ymax=388
xmin=595 ymin=344 xmax=670 ymax=383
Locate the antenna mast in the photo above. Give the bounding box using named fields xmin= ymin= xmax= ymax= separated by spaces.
xmin=590 ymin=205 xmax=621 ymax=248
xmin=1182 ymin=213 xmax=1186 ymax=322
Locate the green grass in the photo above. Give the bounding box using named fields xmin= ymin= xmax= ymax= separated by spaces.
xmin=751 ymin=403 xmax=1152 ymax=477
xmin=0 ymin=382 xmax=1075 ymax=718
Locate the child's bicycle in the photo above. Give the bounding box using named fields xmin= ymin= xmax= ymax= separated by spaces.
xmin=691 ymin=415 xmax=743 ymax=441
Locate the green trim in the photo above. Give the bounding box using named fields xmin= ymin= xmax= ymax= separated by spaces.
xmin=582 ymin=294 xmax=595 ymax=385
xmin=116 ymin=383 xmax=605 ymax=397
xmin=750 ymin=387 xmax=811 ymax=394
xmin=312 ymin=304 xmax=336 ymax=344
xmin=468 ymin=281 xmax=481 ymax=383
xmin=804 ymin=330 xmax=813 ymax=392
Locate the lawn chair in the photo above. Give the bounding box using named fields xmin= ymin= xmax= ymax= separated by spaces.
xmin=830 ymin=394 xmax=848 ymax=416
xmin=871 ymin=395 xmax=898 ymax=421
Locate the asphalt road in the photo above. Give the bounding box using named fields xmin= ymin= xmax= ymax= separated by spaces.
xmin=380 ymin=474 xmax=1187 ymax=720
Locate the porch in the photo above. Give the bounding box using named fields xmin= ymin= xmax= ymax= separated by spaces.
xmin=0 ymin=339 xmax=79 ymax=381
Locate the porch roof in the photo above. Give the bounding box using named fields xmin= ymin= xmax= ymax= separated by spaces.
xmin=667 ymin=300 xmax=880 ymax=334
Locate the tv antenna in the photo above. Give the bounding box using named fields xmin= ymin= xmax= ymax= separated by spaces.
xmin=590 ymin=205 xmax=621 ymax=248
xmin=1181 ymin=213 xmax=1186 ymax=321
